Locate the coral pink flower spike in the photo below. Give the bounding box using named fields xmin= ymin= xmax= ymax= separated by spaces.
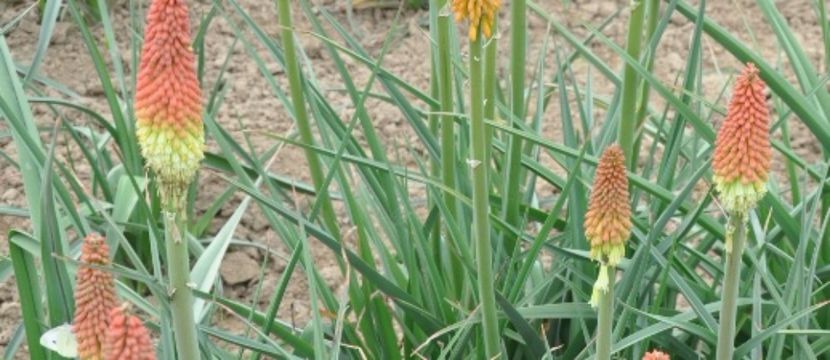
xmin=584 ymin=144 xmax=631 ymax=267
xmin=584 ymin=144 xmax=631 ymax=307
xmin=642 ymin=349 xmax=670 ymax=360
xmin=712 ymin=63 xmax=772 ymax=215
xmin=104 ymin=305 xmax=156 ymax=360
xmin=135 ymin=0 xmax=204 ymax=209
xmin=73 ymin=233 xmax=118 ymax=360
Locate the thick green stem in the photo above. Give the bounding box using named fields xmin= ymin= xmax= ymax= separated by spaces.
xmin=164 ymin=211 xmax=200 ymax=360
xmin=435 ymin=2 xmax=464 ymax=296
xmin=634 ymin=0 xmax=660 ymax=128
xmin=483 ymin=20 xmax=498 ymax=173
xmin=502 ymin=0 xmax=526 ymax=251
xmin=470 ymin=35 xmax=500 ymax=358
xmin=428 ymin=7 xmax=442 ymax=261
xmin=618 ymin=0 xmax=646 ymax=168
xmin=595 ymin=265 xmax=614 ymax=360
xmin=437 ymin=6 xmax=457 ymax=225
xmin=716 ymin=215 xmax=747 ymax=360
xmin=277 ymin=0 xmax=340 ymax=236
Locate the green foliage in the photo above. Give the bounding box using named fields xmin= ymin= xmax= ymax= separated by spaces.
xmin=38 ymin=0 xmax=104 ymax=23
xmin=1 ymin=0 xmax=830 ymax=359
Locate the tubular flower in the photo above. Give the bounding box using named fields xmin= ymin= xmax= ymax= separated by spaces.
xmin=73 ymin=234 xmax=118 ymax=360
xmin=451 ymin=0 xmax=500 ymax=41
xmin=135 ymin=0 xmax=204 ymax=209
xmin=584 ymin=144 xmax=631 ymax=267
xmin=642 ymin=350 xmax=670 ymax=360
xmin=104 ymin=305 xmax=156 ymax=360
xmin=712 ymin=63 xmax=771 ymax=216
xmin=589 ymin=264 xmax=610 ymax=308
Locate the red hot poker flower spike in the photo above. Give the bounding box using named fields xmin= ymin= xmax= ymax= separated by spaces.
xmin=585 ymin=145 xmax=631 ymax=307
xmin=712 ymin=63 xmax=771 ymax=216
xmin=584 ymin=144 xmax=631 ymax=267
xmin=135 ymin=0 xmax=204 ymax=210
xmin=73 ymin=233 xmax=118 ymax=360
xmin=451 ymin=0 xmax=501 ymax=41
xmin=104 ymin=305 xmax=156 ymax=360
xmin=642 ymin=350 xmax=670 ymax=360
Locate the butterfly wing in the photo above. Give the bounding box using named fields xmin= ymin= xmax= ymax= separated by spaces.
xmin=40 ymin=324 xmax=79 ymax=358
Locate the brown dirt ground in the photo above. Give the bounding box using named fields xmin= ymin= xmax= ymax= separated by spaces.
xmin=0 ymin=0 xmax=826 ymax=356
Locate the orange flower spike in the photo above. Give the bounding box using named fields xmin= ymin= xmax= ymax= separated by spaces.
xmin=73 ymin=234 xmax=118 ymax=360
xmin=712 ymin=63 xmax=771 ymax=216
xmin=585 ymin=145 xmax=632 ymax=267
xmin=451 ymin=0 xmax=501 ymax=41
xmin=135 ymin=0 xmax=204 ymax=210
xmin=642 ymin=350 xmax=670 ymax=360
xmin=104 ymin=305 xmax=156 ymax=360
xmin=585 ymin=145 xmax=631 ymax=308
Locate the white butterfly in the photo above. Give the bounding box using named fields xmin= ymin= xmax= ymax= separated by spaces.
xmin=40 ymin=323 xmax=78 ymax=358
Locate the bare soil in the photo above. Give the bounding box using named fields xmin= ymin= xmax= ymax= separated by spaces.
xmin=0 ymin=0 xmax=826 ymax=356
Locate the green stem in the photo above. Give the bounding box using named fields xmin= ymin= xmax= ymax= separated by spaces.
xmin=429 ymin=15 xmax=442 ymax=263
xmin=483 ymin=19 xmax=498 ymax=174
xmin=471 ymin=35 xmax=500 ymax=358
xmin=437 ymin=4 xmax=457 ymax=226
xmin=164 ymin=211 xmax=200 ymax=360
xmin=596 ymin=265 xmax=614 ymax=360
xmin=618 ymin=0 xmax=646 ymax=168
xmin=716 ymin=215 xmax=747 ymax=360
xmin=502 ymin=0 xmax=526 ymax=251
xmin=435 ymin=1 xmax=464 ymax=296
xmin=634 ymin=0 xmax=660 ymax=128
xmin=277 ymin=0 xmax=340 ymax=236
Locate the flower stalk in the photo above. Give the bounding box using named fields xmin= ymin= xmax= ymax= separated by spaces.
xmin=452 ymin=0 xmax=501 ymax=355
xmin=595 ymin=264 xmax=615 ymax=360
xmin=438 ymin=3 xmax=456 ymax=218
xmin=483 ymin=19 xmax=497 ymax=172
xmin=428 ymin=4 xmax=443 ymax=267
xmin=634 ymin=0 xmax=660 ymax=127
xmin=470 ymin=34 xmax=500 ymax=358
xmin=434 ymin=0 xmax=463 ymax=295
xmin=716 ymin=215 xmax=746 ymax=360
xmin=618 ymin=0 xmax=647 ymax=168
xmin=501 ymin=0 xmax=526 ymax=252
xmin=164 ymin=212 xmax=200 ymax=359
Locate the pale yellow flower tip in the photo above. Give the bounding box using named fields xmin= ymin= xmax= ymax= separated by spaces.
xmin=589 ymin=265 xmax=610 ymax=308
